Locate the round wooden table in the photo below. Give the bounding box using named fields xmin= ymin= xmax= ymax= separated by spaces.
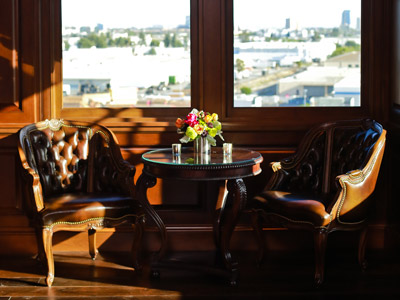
xmin=137 ymin=147 xmax=263 ymax=285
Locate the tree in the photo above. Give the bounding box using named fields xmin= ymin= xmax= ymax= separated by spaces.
xmin=171 ymin=33 xmax=183 ymax=47
xmin=236 ymin=58 xmax=245 ymax=73
xmin=240 ymin=86 xmax=252 ymax=95
xmin=331 ymin=28 xmax=340 ymax=37
xmin=64 ymin=40 xmax=70 ymax=51
xmin=94 ymin=33 xmax=107 ymax=48
xmin=77 ymin=33 xmax=108 ymax=48
xmin=77 ymin=37 xmax=95 ymax=48
xmin=345 ymin=40 xmax=359 ymax=49
xmin=139 ymin=31 xmax=146 ymax=46
xmin=239 ymin=31 xmax=251 ymax=43
xmin=115 ymin=37 xmax=131 ymax=47
xmin=150 ymin=39 xmax=160 ymax=47
xmin=164 ymin=33 xmax=171 ymax=47
xmin=329 ymin=41 xmax=360 ymax=58
xmin=146 ymin=47 xmax=157 ymax=55
xmin=108 ymin=38 xmax=115 ymax=47
xmin=311 ymin=31 xmax=321 ymax=42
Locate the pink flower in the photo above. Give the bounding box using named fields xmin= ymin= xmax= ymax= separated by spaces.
xmin=185 ymin=113 xmax=199 ymax=127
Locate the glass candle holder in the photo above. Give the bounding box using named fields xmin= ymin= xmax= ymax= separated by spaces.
xmin=172 ymin=143 xmax=181 ymax=156
xmin=223 ymin=143 xmax=232 ymax=156
xmin=173 ymin=155 xmax=181 ymax=164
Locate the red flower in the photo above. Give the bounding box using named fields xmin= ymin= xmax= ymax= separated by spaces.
xmin=184 ymin=113 xmax=199 ymax=127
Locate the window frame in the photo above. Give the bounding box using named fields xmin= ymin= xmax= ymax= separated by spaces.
xmin=222 ymin=0 xmax=371 ymax=130
xmin=52 ymin=0 xmax=199 ymax=122
xmin=51 ymin=0 xmax=375 ymax=133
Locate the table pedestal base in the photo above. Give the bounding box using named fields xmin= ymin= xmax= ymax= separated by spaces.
xmin=137 ymin=172 xmax=247 ymax=285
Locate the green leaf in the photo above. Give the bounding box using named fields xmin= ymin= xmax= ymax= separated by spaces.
xmin=206 ymin=135 xmax=216 ymax=146
xmin=179 ymin=135 xmax=191 ymax=143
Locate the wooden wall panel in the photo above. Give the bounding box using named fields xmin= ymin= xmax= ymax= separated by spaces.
xmin=0 ymin=0 xmax=18 ymax=106
xmin=0 ymin=0 xmax=41 ymax=127
xmin=0 ymin=0 xmax=396 ymax=257
xmin=0 ymin=152 xmax=17 ymax=209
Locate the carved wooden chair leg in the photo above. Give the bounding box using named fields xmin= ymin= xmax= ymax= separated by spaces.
xmin=88 ymin=229 xmax=98 ymax=260
xmin=358 ymin=226 xmax=368 ymax=270
xmin=42 ymin=228 xmax=55 ymax=287
xmin=132 ymin=217 xmax=145 ymax=271
xmin=313 ymin=229 xmax=328 ymax=287
xmin=250 ymin=210 xmax=266 ymax=266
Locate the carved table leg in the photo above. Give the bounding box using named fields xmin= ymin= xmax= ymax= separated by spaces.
xmin=132 ymin=216 xmax=145 ymax=271
xmin=214 ymin=178 xmax=247 ymax=286
xmin=213 ymin=180 xmax=229 ymax=248
xmin=136 ymin=172 xmax=167 ymax=262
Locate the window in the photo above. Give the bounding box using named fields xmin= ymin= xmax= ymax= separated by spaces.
xmin=61 ymin=0 xmax=191 ymax=108
xmin=233 ymin=0 xmax=361 ymax=108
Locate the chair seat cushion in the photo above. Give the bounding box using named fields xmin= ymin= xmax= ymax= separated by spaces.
xmin=40 ymin=193 xmax=142 ymax=227
xmin=253 ymin=191 xmax=332 ymax=227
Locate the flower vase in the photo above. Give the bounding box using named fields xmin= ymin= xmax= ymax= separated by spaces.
xmin=193 ymin=137 xmax=210 ymax=155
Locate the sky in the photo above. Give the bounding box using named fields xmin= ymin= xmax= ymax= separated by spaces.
xmin=234 ymin=0 xmax=361 ymax=30
xmin=62 ymin=0 xmax=190 ymax=29
xmin=62 ymin=0 xmax=361 ymax=30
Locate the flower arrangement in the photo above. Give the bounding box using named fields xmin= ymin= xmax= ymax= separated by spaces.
xmin=175 ymin=108 xmax=224 ymax=146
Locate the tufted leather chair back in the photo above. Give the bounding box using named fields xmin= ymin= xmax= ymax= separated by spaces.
xmin=278 ymin=119 xmax=382 ymax=198
xmin=18 ymin=119 xmax=130 ymax=201
xmin=279 ymin=131 xmax=326 ymax=194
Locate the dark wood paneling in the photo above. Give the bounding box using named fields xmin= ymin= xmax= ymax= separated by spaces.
xmin=0 ymin=152 xmax=17 ymax=208
xmin=0 ymin=0 xmax=18 ymax=107
xmin=0 ymin=0 xmax=396 ymax=257
xmin=0 ymin=0 xmax=42 ymax=127
xmin=387 ymin=0 xmax=400 ymax=246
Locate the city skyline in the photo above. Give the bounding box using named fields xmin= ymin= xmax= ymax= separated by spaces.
xmin=62 ymin=0 xmax=361 ymax=31
xmin=234 ymin=0 xmax=361 ymax=30
xmin=62 ymin=0 xmax=190 ymax=29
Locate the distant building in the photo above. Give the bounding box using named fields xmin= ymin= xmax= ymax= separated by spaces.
xmin=285 ymin=17 xmax=299 ymax=30
xmin=341 ymin=10 xmax=351 ymax=28
xmin=276 ymin=66 xmax=359 ymax=106
xmin=356 ymin=17 xmax=361 ymax=31
xmin=324 ymin=51 xmax=360 ymax=68
xmin=95 ymin=23 xmax=103 ymax=33
xmin=186 ymin=16 xmax=190 ymax=28
xmin=80 ymin=26 xmax=91 ymax=34
xmin=62 ymin=26 xmax=79 ymax=36
xmin=285 ymin=18 xmax=291 ymax=30
xmin=234 ymin=40 xmax=337 ymax=68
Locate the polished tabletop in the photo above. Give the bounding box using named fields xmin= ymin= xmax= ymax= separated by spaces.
xmin=141 ymin=147 xmax=263 ymax=180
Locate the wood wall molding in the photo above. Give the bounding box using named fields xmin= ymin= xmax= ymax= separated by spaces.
xmin=0 ymin=223 xmax=390 ymax=256
xmin=0 ymin=0 xmax=42 ymax=126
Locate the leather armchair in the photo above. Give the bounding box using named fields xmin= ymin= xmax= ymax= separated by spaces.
xmin=250 ymin=119 xmax=386 ymax=286
xmin=18 ymin=119 xmax=145 ymax=286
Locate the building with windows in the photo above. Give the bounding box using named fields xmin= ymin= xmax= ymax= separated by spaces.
xmin=341 ymin=10 xmax=351 ymax=28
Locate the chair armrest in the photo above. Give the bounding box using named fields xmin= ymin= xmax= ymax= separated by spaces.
xmin=108 ymin=143 xmax=136 ymax=178
xmin=265 ymin=161 xmax=290 ymax=190
xmin=88 ymin=131 xmax=137 ymax=195
xmin=18 ymin=147 xmax=44 ymax=211
xmin=270 ymin=161 xmax=281 ymax=172
xmin=331 ymin=132 xmax=386 ymax=223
